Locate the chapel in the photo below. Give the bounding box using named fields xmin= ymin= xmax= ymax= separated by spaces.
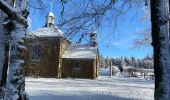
xmin=24 ymin=11 xmax=99 ymax=79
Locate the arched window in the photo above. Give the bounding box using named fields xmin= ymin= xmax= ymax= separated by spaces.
xmin=32 ymin=45 xmax=41 ymax=61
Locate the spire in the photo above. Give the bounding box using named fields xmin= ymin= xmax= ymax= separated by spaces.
xmin=46 ymin=1 xmax=55 ymax=27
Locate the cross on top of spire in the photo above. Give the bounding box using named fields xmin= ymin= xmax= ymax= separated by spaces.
xmin=50 ymin=1 xmax=53 ymax=12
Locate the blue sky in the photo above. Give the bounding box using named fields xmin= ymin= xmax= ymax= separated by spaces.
xmin=98 ymin=5 xmax=152 ymax=58
xmin=28 ymin=1 xmax=152 ymax=59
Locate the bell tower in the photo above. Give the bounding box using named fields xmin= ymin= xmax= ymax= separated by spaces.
xmin=89 ymin=30 xmax=97 ymax=47
xmin=46 ymin=2 xmax=55 ymax=27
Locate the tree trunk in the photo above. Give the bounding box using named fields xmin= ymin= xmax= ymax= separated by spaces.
xmin=0 ymin=9 xmax=6 ymax=99
xmin=0 ymin=5 xmax=12 ymax=99
xmin=5 ymin=21 xmax=28 ymax=100
xmin=1 ymin=44 xmax=10 ymax=87
xmin=0 ymin=0 xmax=28 ymax=99
xmin=150 ymin=0 xmax=170 ymax=99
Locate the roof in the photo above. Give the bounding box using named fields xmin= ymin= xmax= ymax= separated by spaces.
xmin=27 ymin=26 xmax=72 ymax=42
xmin=62 ymin=44 xmax=98 ymax=59
xmin=28 ymin=26 xmax=64 ymax=37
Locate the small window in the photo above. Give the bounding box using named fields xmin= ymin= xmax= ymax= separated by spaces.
xmin=74 ymin=63 xmax=80 ymax=69
xmin=32 ymin=45 xmax=41 ymax=61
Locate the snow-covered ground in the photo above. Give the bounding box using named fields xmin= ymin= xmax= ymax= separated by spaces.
xmin=26 ymin=69 xmax=154 ymax=100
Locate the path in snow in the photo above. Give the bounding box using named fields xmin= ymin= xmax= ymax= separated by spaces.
xmin=26 ymin=69 xmax=154 ymax=100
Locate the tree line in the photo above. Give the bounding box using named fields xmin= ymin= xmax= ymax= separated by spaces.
xmin=99 ymin=55 xmax=153 ymax=70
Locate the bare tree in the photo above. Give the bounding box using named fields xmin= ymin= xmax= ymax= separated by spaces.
xmin=0 ymin=0 xmax=28 ymax=99
xmin=58 ymin=0 xmax=170 ymax=99
xmin=27 ymin=0 xmax=142 ymax=42
xmin=150 ymin=0 xmax=170 ymax=99
xmin=133 ymin=6 xmax=152 ymax=48
xmin=134 ymin=28 xmax=152 ymax=47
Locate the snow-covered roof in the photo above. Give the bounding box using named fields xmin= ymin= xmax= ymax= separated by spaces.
xmin=27 ymin=26 xmax=72 ymax=42
xmin=62 ymin=44 xmax=98 ymax=59
xmin=28 ymin=26 xmax=65 ymax=38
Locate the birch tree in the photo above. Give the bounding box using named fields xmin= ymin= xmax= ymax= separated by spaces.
xmin=0 ymin=0 xmax=28 ymax=99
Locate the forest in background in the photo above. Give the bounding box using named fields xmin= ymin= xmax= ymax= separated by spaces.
xmin=100 ymin=55 xmax=153 ymax=69
xmin=99 ymin=55 xmax=154 ymax=79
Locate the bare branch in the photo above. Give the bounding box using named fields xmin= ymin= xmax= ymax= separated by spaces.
xmin=0 ymin=0 xmax=27 ymax=24
xmin=27 ymin=2 xmax=46 ymax=9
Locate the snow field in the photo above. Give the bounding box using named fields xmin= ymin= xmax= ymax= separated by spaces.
xmin=26 ymin=76 xmax=154 ymax=100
